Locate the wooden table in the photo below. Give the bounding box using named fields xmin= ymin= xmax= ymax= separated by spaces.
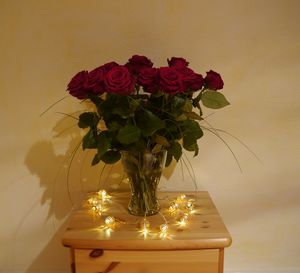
xmin=62 ymin=191 xmax=232 ymax=273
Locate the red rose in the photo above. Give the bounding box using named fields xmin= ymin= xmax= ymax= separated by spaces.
xmin=204 ymin=70 xmax=224 ymax=90
xmin=159 ymin=67 xmax=184 ymax=94
xmin=85 ymin=66 xmax=105 ymax=95
xmin=125 ymin=55 xmax=153 ymax=75
xmin=67 ymin=70 xmax=89 ymax=99
xmin=104 ymin=65 xmax=135 ymax=95
xmin=176 ymin=67 xmax=203 ymax=91
xmin=167 ymin=57 xmax=189 ymax=68
xmin=102 ymin=61 xmax=119 ymax=72
xmin=189 ymin=73 xmax=203 ymax=91
xmin=137 ymin=67 xmax=159 ymax=93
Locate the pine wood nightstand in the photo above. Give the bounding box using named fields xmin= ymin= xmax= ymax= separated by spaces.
xmin=62 ymin=191 xmax=232 ymax=273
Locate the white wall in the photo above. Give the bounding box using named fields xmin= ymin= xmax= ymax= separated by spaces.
xmin=0 ymin=1 xmax=300 ymax=272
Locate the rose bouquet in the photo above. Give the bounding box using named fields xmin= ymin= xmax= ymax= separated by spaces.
xmin=67 ymin=55 xmax=229 ymax=166
xmin=67 ymin=55 xmax=229 ymax=215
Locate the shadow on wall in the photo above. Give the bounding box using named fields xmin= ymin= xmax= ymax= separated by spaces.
xmin=23 ymin=114 xmax=126 ymax=272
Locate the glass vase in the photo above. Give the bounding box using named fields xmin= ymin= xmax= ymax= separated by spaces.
xmin=121 ymin=150 xmax=167 ymax=216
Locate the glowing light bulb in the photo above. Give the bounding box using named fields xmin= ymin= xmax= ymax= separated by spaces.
xmin=180 ymin=194 xmax=187 ymax=200
xmin=139 ymin=219 xmax=150 ymax=236
xmin=95 ymin=204 xmax=104 ymax=213
xmin=169 ymin=202 xmax=179 ymax=213
xmin=98 ymin=190 xmax=109 ymax=201
xmin=186 ymin=201 xmax=194 ymax=211
xmin=177 ymin=213 xmax=189 ymax=227
xmin=176 ymin=194 xmax=187 ymax=204
xmin=88 ymin=197 xmax=98 ymax=206
xmin=105 ymin=216 xmax=116 ymax=228
xmin=159 ymin=223 xmax=169 ymax=238
xmin=105 ymin=228 xmax=112 ymax=237
xmin=160 ymin=223 xmax=168 ymax=233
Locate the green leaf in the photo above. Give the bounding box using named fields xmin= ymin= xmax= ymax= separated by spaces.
xmin=101 ymin=150 xmax=121 ymax=164
xmin=165 ymin=151 xmax=173 ymax=167
xmin=111 ymin=95 xmax=135 ymax=118
xmin=155 ymin=135 xmax=170 ymax=147
xmin=183 ymin=141 xmax=199 ymax=156
xmin=127 ymin=139 xmax=147 ymax=151
xmin=136 ymin=110 xmax=165 ymax=136
xmin=182 ymin=120 xmax=203 ymax=139
xmin=96 ymin=132 xmax=111 ymax=158
xmin=183 ymin=134 xmax=197 ymax=148
xmin=165 ymin=121 xmax=182 ymax=140
xmin=92 ymin=153 xmax=101 ymax=166
xmin=175 ymin=114 xmax=187 ymax=121
xmin=201 ymin=91 xmax=230 ymax=109
xmin=182 ymin=120 xmax=203 ymax=152
xmin=116 ymin=124 xmax=141 ymax=144
xmin=102 ymin=94 xmax=132 ymax=120
xmin=89 ymin=94 xmax=104 ymax=105
xmin=186 ymin=111 xmax=202 ymax=121
xmin=101 ymin=94 xmax=117 ymax=116
xmin=106 ymin=118 xmax=125 ymax=131
xmin=78 ymin=112 xmax=98 ymax=129
xmin=194 ymin=144 xmax=199 ymax=156
xmin=89 ymin=95 xmax=104 ymax=115
xmin=182 ymin=100 xmax=193 ymax=112
xmin=82 ymin=129 xmax=97 ymax=150
xmin=169 ymin=141 xmax=182 ymax=161
xmin=112 ymin=107 xmax=133 ymax=118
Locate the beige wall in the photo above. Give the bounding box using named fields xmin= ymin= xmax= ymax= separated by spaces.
xmin=1 ymin=0 xmax=300 ymax=272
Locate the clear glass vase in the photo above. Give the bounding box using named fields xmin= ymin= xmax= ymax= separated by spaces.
xmin=121 ymin=150 xmax=167 ymax=216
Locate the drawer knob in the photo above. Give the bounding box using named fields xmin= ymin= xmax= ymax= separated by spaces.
xmin=89 ymin=249 xmax=103 ymax=258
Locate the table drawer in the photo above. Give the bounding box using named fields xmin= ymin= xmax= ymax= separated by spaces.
xmin=74 ymin=249 xmax=221 ymax=273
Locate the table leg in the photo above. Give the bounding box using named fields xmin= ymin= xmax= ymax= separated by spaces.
xmin=70 ymin=248 xmax=76 ymax=273
xmin=218 ymin=249 xmax=224 ymax=273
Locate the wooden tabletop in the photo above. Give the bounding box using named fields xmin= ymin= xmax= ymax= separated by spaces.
xmin=62 ymin=191 xmax=232 ymax=250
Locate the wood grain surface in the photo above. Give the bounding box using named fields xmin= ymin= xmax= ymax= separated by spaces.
xmin=62 ymin=191 xmax=232 ymax=250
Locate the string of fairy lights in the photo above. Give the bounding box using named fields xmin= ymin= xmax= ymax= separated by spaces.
xmin=86 ymin=190 xmax=197 ymax=239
